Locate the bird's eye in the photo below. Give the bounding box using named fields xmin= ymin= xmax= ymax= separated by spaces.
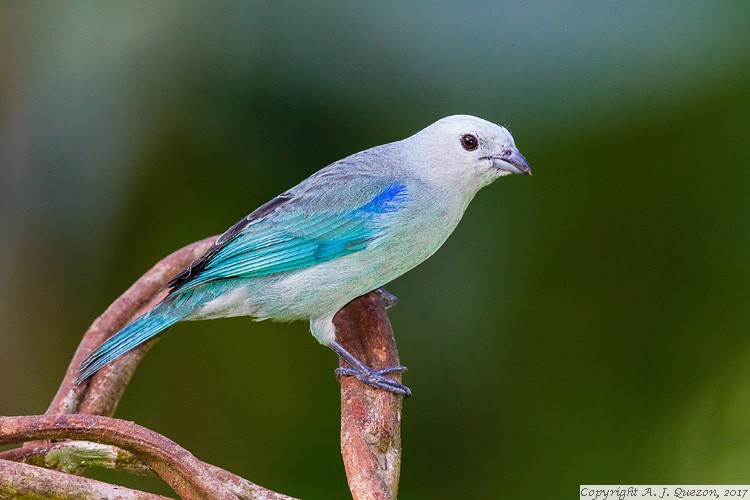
xmin=460 ymin=134 xmax=479 ymax=151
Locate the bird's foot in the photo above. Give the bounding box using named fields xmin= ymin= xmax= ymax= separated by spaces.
xmin=377 ymin=288 xmax=398 ymax=310
xmin=336 ymin=364 xmax=411 ymax=397
xmin=328 ymin=339 xmax=411 ymax=396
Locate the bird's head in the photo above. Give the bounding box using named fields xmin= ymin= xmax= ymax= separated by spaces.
xmin=408 ymin=115 xmax=531 ymax=191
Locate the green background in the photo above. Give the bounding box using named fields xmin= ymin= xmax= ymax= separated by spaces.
xmin=1 ymin=2 xmax=749 ymax=498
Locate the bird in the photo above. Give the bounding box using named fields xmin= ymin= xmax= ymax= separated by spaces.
xmin=76 ymin=115 xmax=531 ymax=396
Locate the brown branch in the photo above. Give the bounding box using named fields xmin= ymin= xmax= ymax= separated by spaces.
xmin=0 ymin=414 xmax=237 ymax=500
xmin=334 ymin=292 xmax=404 ymax=500
xmin=3 ymin=439 xmax=296 ymax=500
xmin=204 ymin=464 xmax=296 ymax=500
xmin=0 ymin=458 xmax=170 ymax=500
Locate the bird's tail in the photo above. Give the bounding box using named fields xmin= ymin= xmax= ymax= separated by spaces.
xmin=75 ymin=301 xmax=187 ymax=384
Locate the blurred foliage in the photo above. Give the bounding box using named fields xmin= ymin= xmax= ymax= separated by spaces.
xmin=1 ymin=2 xmax=749 ymax=498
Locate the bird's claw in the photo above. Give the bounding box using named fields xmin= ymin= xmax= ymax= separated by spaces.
xmin=335 ymin=365 xmax=411 ymax=397
xmin=377 ymin=288 xmax=398 ymax=310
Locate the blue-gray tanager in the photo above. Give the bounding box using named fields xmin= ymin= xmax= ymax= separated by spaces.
xmin=76 ymin=115 xmax=531 ymax=396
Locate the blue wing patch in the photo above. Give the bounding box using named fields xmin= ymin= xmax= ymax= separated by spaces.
xmin=170 ymin=182 xmax=409 ymax=292
xmin=359 ymin=182 xmax=410 ymax=214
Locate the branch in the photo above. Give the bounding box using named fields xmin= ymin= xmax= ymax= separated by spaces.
xmin=17 ymin=440 xmax=153 ymax=476
xmin=334 ymin=293 xmax=403 ymax=500
xmin=2 ymin=439 xmax=295 ymax=500
xmin=0 ymin=414 xmax=237 ymax=500
xmin=0 ymin=458 xmax=170 ymax=500
xmin=204 ymin=464 xmax=295 ymax=500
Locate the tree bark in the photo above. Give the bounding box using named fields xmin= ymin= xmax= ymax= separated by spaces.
xmin=0 ymin=458 xmax=170 ymax=500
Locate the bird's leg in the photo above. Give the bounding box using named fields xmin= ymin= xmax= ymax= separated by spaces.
xmin=328 ymin=339 xmax=411 ymax=397
xmin=377 ymin=288 xmax=398 ymax=310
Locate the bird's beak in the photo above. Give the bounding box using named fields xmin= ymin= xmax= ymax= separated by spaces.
xmin=491 ymin=147 xmax=532 ymax=175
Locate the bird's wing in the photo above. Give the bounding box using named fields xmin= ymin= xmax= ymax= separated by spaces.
xmin=167 ymin=179 xmax=410 ymax=293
